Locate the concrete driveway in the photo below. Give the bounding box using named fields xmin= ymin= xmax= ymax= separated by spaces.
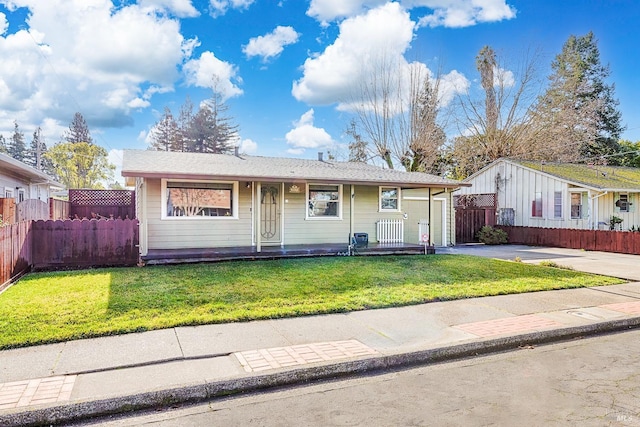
xmin=439 ymin=244 xmax=640 ymax=282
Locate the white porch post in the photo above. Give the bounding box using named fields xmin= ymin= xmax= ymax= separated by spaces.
xmin=428 ymin=187 xmax=433 ymax=246
xmin=256 ymin=182 xmax=262 ymax=253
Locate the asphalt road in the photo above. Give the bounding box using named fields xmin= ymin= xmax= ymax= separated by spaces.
xmin=82 ymin=329 xmax=640 ymax=427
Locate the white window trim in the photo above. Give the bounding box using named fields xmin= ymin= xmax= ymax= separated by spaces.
xmin=379 ymin=186 xmax=402 ymax=212
xmin=306 ymin=183 xmax=343 ymax=221
xmin=161 ymin=178 xmax=239 ymax=220
xmin=5 ymin=188 xmax=14 ymax=199
xmin=569 ymin=191 xmax=586 ymax=219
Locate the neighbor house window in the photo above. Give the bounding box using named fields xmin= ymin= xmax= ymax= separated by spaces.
xmin=553 ymin=191 xmax=562 ymax=218
xmin=17 ymin=189 xmax=25 ymax=203
xmin=531 ymin=192 xmax=542 ymax=217
xmin=379 ymin=187 xmax=401 ymax=211
xmin=571 ymin=193 xmax=583 ymax=219
xmin=307 ymin=184 xmax=341 ymax=219
xmin=5 ymin=188 xmax=13 ymax=198
xmin=163 ymin=180 xmax=237 ymax=218
xmin=616 ymin=193 xmax=630 ymax=213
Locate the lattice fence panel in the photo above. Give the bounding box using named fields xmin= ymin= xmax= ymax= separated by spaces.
xmin=454 ymin=193 xmax=496 ymax=210
xmin=69 ymin=190 xmax=134 ymax=206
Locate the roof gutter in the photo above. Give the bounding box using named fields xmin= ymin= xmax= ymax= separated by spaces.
xmin=121 ymin=171 xmax=467 ymax=189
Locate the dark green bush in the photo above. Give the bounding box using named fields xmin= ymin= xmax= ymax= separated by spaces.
xmin=477 ymin=225 xmax=508 ymax=245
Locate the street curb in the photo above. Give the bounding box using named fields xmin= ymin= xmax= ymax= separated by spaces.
xmin=3 ymin=316 xmax=640 ymax=426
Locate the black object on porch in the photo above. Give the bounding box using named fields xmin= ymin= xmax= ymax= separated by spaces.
xmin=142 ymin=242 xmax=427 ymax=265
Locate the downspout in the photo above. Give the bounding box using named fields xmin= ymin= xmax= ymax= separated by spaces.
xmin=589 ymin=190 xmax=608 ymax=229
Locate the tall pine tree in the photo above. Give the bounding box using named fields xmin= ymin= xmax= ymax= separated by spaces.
xmin=64 ymin=112 xmax=93 ymax=145
xmin=8 ymin=121 xmax=27 ymax=162
xmin=532 ymin=32 xmax=624 ymax=162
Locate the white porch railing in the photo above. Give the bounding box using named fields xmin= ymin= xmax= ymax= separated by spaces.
xmin=376 ymin=219 xmax=404 ymax=243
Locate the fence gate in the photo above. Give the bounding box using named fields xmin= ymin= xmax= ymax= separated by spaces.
xmin=454 ymin=194 xmax=496 ymax=243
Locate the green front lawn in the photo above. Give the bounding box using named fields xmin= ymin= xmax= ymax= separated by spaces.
xmin=0 ymin=255 xmax=623 ymax=349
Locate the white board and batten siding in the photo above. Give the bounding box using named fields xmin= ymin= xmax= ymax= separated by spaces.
xmin=458 ymin=160 xmax=640 ymax=230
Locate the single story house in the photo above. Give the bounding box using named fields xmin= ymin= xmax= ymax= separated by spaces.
xmin=0 ymin=152 xmax=63 ymax=203
xmin=121 ymin=150 xmax=468 ymax=260
xmin=457 ymin=158 xmax=640 ymax=231
xmin=0 ymin=153 xmax=64 ymax=223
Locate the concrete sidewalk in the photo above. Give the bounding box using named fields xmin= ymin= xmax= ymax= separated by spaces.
xmin=2 ymin=245 xmax=640 ymax=426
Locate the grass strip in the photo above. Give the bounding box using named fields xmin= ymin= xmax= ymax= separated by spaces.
xmin=0 ymin=255 xmax=623 ymax=349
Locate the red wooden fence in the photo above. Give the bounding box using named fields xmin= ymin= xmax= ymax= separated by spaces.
xmin=1 ymin=219 xmax=139 ymax=290
xmin=0 ymin=221 xmax=32 ymax=291
xmin=31 ymin=219 xmax=139 ymax=269
xmin=498 ymin=226 xmax=640 ymax=255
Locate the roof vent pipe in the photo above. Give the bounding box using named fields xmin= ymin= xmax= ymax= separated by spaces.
xmin=234 ymin=146 xmax=239 ymax=157
xmin=318 ymin=152 xmax=323 ymax=161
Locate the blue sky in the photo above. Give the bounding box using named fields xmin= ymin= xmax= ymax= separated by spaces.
xmin=0 ymin=0 xmax=638 ymax=179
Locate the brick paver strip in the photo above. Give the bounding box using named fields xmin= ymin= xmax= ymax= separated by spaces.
xmin=0 ymin=375 xmax=76 ymax=409
xmin=455 ymin=314 xmax=564 ymax=338
xmin=235 ymin=340 xmax=379 ymax=373
xmin=600 ymin=301 xmax=640 ymax=315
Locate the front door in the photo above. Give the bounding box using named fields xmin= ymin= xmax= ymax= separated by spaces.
xmin=260 ymin=183 xmax=281 ymax=244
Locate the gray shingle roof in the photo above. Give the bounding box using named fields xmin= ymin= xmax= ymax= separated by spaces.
xmin=122 ymin=150 xmax=465 ymax=188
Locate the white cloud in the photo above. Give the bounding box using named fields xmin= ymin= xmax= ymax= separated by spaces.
xmin=307 ymin=0 xmax=387 ymax=25
xmin=495 ymin=66 xmax=515 ymax=88
xmin=243 ymin=26 xmax=300 ymax=62
xmin=292 ymin=2 xmax=415 ymax=106
xmin=413 ymin=0 xmax=516 ymax=28
xmin=239 ymin=138 xmax=258 ymax=153
xmin=0 ymin=0 xmax=196 ymax=135
xmin=209 ymin=0 xmax=255 ymax=17
xmin=294 ymin=2 xmax=470 ymax=112
xmin=439 ymin=69 xmax=470 ymax=105
xmin=0 ymin=12 xmax=7 ymax=35
xmin=307 ymin=0 xmax=516 ymax=28
xmin=183 ymin=51 xmax=243 ymax=101
xmin=138 ymin=0 xmax=200 ymax=18
xmin=285 ymin=109 xmax=334 ymax=151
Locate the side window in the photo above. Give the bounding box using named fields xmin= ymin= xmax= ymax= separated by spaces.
xmin=570 ymin=193 xmax=583 ymax=219
xmin=553 ymin=191 xmax=562 ymax=218
xmin=616 ymin=193 xmax=630 ymax=213
xmin=379 ymin=187 xmax=400 ymax=211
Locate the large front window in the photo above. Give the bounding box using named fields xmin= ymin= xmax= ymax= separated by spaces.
xmin=307 ymin=184 xmax=341 ymax=219
xmin=165 ymin=181 xmax=236 ymax=218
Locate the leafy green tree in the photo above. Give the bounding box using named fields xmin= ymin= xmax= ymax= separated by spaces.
xmin=532 ymin=32 xmax=624 ymax=162
xmin=618 ymin=140 xmax=640 ymax=167
xmin=45 ymin=141 xmax=115 ymax=189
xmin=8 ymin=121 xmax=27 ymax=162
xmin=64 ymin=112 xmax=94 ymax=145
